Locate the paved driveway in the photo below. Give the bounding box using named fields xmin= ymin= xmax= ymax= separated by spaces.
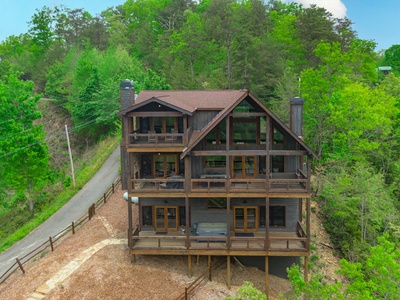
xmin=0 ymin=147 xmax=120 ymax=276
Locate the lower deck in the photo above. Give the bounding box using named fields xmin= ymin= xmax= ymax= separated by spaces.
xmin=131 ymin=230 xmax=308 ymax=257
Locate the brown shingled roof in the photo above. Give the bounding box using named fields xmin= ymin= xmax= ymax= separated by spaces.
xmin=135 ymin=90 xmax=247 ymax=114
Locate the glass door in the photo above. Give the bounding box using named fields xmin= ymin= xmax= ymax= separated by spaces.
xmin=154 ymin=155 xmax=178 ymax=178
xmin=233 ymin=156 xmax=256 ymax=178
xmin=155 ymin=206 xmax=178 ymax=231
xmin=234 ymin=206 xmax=258 ymax=232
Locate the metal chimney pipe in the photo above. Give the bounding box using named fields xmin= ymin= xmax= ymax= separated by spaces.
xmin=290 ymin=97 xmax=304 ymax=139
xmin=120 ymin=79 xmax=134 ymax=109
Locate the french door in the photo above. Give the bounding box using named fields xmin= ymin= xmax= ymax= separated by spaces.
xmin=155 ymin=206 xmax=179 ymax=231
xmin=234 ymin=206 xmax=258 ymax=232
xmin=233 ymin=156 xmax=256 ymax=178
xmin=154 ymin=154 xmax=178 ymax=178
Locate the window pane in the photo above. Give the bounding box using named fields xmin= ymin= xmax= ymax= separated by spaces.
xmin=273 ymin=128 xmax=284 ymax=144
xmin=154 ymin=117 xmax=162 ymax=133
xmin=233 ymin=118 xmax=257 ymax=144
xmin=205 ymin=156 xmax=226 ymax=169
xmin=142 ymin=206 xmax=153 ymax=226
xmin=166 ymin=117 xmax=175 ymax=133
xmin=270 ymin=206 xmax=285 ymax=226
xmin=207 ymin=198 xmax=227 ymax=209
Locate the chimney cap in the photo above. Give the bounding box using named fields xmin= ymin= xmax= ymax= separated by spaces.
xmin=120 ymin=79 xmax=134 ymax=89
xmin=290 ymin=97 xmax=304 ymax=105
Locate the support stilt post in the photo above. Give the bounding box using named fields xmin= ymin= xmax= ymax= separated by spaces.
xmin=188 ymin=255 xmax=192 ymax=277
xmin=265 ymin=256 xmax=269 ymax=297
xmin=227 ymin=256 xmax=231 ymax=289
xmin=304 ymin=256 xmax=309 ymax=282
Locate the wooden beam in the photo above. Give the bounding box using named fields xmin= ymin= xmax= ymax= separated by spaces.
xmin=227 ymin=255 xmax=231 ymax=289
xmin=265 ymin=197 xmax=270 ymax=251
xmin=227 ymin=197 xmax=231 ymax=249
xmin=131 ymin=192 xmax=311 ymax=198
xmin=190 ymin=150 xmax=309 ymax=156
xmin=131 ymin=249 xmax=309 ymax=257
xmin=307 ymin=197 xmax=310 ymax=252
xmin=188 ymin=255 xmax=192 ymax=277
xmin=228 ymin=112 xmax=267 ymax=117
xmin=185 ymin=196 xmax=190 ymax=248
xmin=304 ymin=256 xmax=309 ymax=282
xmin=265 ymin=256 xmax=269 ymax=297
xmin=127 ymin=147 xmax=184 ymax=153
xmin=127 ymin=111 xmax=182 ymax=117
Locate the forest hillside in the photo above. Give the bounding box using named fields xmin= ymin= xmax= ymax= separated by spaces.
xmin=0 ymin=1 xmax=399 ymax=298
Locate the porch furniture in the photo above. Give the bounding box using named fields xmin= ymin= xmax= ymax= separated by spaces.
xmin=148 ymin=130 xmax=156 ymax=143
xmin=165 ymin=129 xmax=175 ymax=143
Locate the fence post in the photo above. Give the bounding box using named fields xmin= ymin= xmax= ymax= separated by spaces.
xmin=112 ymin=183 xmax=115 ymax=193
xmin=185 ymin=287 xmax=188 ymax=300
xmin=72 ymin=221 xmax=75 ymax=234
xmin=49 ymin=236 xmax=54 ymax=252
xmin=16 ymin=258 xmax=25 ymax=274
xmin=103 ymin=192 xmax=107 ymax=204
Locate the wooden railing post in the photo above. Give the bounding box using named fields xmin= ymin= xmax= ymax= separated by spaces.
xmin=185 ymin=287 xmax=188 ymax=300
xmin=49 ymin=236 xmax=54 ymax=252
xmin=16 ymin=258 xmax=25 ymax=274
xmin=103 ymin=192 xmax=107 ymax=204
xmin=112 ymin=183 xmax=115 ymax=193
xmin=72 ymin=221 xmax=75 ymax=234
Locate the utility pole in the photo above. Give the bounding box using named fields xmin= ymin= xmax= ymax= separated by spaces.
xmin=65 ymin=124 xmax=76 ymax=188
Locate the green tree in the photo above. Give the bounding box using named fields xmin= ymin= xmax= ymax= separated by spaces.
xmin=225 ymin=281 xmax=267 ymax=300
xmin=339 ymin=234 xmax=400 ymax=299
xmin=320 ymin=161 xmax=397 ymax=262
xmin=381 ymin=44 xmax=400 ymax=75
xmin=0 ymin=71 xmax=50 ymax=214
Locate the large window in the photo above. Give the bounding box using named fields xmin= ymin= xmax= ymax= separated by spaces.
xmin=259 ymin=205 xmax=286 ymax=227
xmin=232 ymin=117 xmax=258 ymax=145
xmin=206 ymin=119 xmax=226 ymax=145
xmin=204 ymin=156 xmax=226 ymax=169
xmin=207 ymin=198 xmax=227 ymax=209
xmin=271 ymin=155 xmax=284 ymax=173
xmin=142 ymin=206 xmax=153 ymax=227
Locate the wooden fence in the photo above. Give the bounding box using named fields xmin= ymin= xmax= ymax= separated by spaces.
xmin=0 ymin=176 xmax=121 ymax=284
xmin=175 ymin=260 xmax=225 ymax=300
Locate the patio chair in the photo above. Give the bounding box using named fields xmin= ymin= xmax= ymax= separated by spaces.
xmin=148 ymin=130 xmax=156 ymax=143
xmin=165 ymin=128 xmax=175 ymax=143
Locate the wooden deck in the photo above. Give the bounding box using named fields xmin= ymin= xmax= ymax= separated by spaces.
xmin=130 ymin=176 xmax=308 ymax=194
xmin=131 ymin=231 xmax=308 ymax=257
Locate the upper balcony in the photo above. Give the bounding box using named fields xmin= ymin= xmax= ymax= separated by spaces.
xmin=127 ymin=129 xmax=185 ymax=148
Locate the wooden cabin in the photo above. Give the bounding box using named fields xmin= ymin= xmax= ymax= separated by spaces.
xmin=118 ymin=80 xmax=316 ymax=295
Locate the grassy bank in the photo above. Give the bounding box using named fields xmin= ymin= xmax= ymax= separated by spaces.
xmin=0 ymin=135 xmax=120 ymax=253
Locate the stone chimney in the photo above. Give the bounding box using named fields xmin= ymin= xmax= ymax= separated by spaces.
xmin=290 ymin=97 xmax=304 ymax=139
xmin=120 ymin=79 xmax=135 ymax=190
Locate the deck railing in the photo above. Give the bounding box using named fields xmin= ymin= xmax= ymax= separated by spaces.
xmin=130 ymin=232 xmax=308 ymax=252
xmin=127 ymin=132 xmax=184 ymax=147
xmin=130 ymin=174 xmax=308 ymax=194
